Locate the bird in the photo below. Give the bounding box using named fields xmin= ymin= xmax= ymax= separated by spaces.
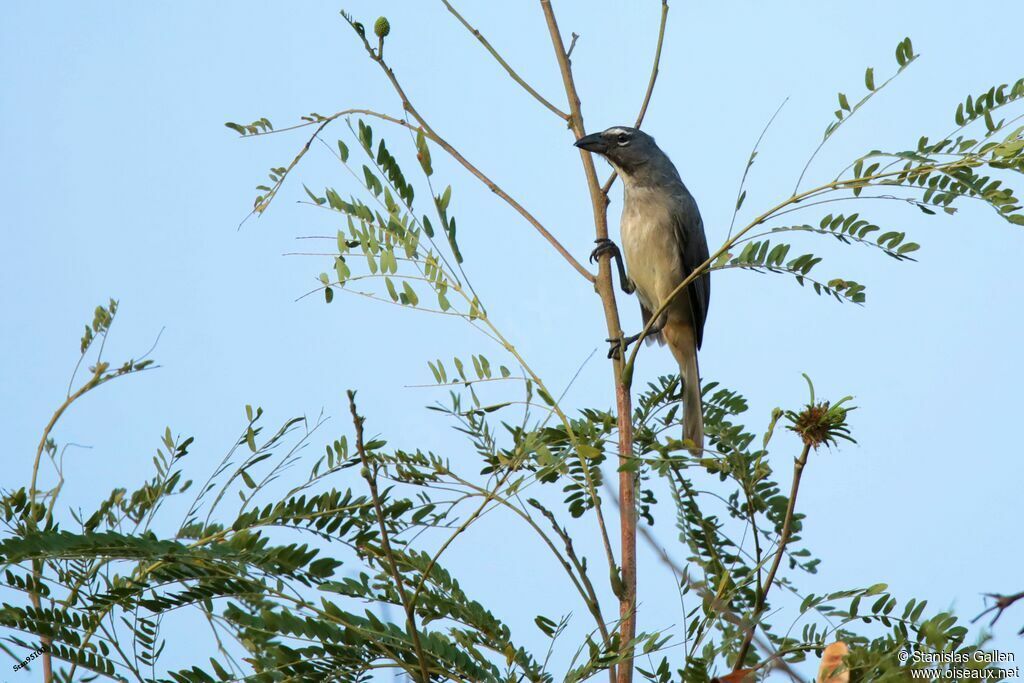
xmin=575 ymin=126 xmax=710 ymax=454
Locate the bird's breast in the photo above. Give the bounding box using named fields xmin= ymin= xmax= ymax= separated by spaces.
xmin=620 ymin=188 xmax=684 ymax=311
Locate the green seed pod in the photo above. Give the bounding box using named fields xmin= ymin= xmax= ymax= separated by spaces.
xmin=374 ymin=16 xmax=391 ymax=38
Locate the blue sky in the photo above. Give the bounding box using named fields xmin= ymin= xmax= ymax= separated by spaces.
xmin=3 ymin=1 xmax=1022 ymax=679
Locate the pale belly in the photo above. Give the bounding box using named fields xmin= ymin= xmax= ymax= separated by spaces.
xmin=620 ymin=202 xmax=684 ymax=317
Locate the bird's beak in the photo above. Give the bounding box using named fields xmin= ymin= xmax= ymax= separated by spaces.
xmin=574 ymin=133 xmax=608 ymax=154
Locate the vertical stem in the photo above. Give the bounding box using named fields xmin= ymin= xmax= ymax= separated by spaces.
xmin=27 ymin=577 xmax=53 ymax=683
xmin=27 ymin=370 xmax=99 ymax=683
xmin=348 ymin=392 xmax=431 ymax=683
xmin=732 ymin=443 xmax=812 ymax=670
xmin=615 ymin=384 xmax=637 ymax=677
xmin=537 ymin=3 xmax=636 ymax=681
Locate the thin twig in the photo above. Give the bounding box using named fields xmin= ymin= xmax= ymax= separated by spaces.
xmin=624 ymin=157 xmax=979 ymax=375
xmin=534 ymin=3 xmax=620 ymax=577
xmin=973 ymin=590 xmax=1024 ymax=632
xmin=793 ymin=53 xmax=918 ymax=195
xmin=727 ymin=97 xmax=788 ymax=240
xmin=341 ymin=15 xmax=594 ymax=282
xmin=732 ymin=443 xmax=812 ymax=670
xmin=537 ymin=3 xmax=636 ymax=681
xmin=566 ymin=32 xmax=579 ymax=61
xmin=29 ymin=364 xmax=106 ymax=683
xmin=633 ymin=0 xmax=669 ymax=131
xmin=602 ymin=477 xmax=802 ymax=682
xmin=347 ymin=391 xmax=431 ymax=683
xmin=441 ymin=0 xmax=569 ymax=120
xmin=601 ymin=0 xmax=669 ymax=196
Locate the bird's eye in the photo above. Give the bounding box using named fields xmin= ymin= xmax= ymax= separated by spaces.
xmin=617 ymin=133 xmax=630 ymax=145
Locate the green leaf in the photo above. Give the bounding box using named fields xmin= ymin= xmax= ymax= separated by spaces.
xmin=335 ymin=257 xmax=350 ymax=284
xmin=401 ymin=281 xmax=418 ymax=306
xmin=534 ymin=615 xmax=557 ymax=637
xmin=303 ymin=184 xmax=325 ymax=206
xmin=416 ymin=130 xmax=433 ymax=176
xmin=357 ymin=119 xmax=373 ymax=152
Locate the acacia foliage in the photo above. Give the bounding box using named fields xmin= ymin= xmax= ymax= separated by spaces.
xmin=4 ymin=13 xmax=1024 ymax=683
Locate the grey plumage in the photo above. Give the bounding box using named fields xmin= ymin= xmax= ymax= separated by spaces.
xmin=576 ymin=126 xmax=710 ymax=454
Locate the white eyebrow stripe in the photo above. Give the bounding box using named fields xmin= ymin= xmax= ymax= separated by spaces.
xmin=605 ymin=127 xmax=630 ymax=136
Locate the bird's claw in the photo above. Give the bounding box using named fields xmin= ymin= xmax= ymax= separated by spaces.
xmin=590 ymin=238 xmax=635 ymax=295
xmin=605 ymin=332 xmax=643 ymax=359
xmin=589 ymin=237 xmax=621 ymax=265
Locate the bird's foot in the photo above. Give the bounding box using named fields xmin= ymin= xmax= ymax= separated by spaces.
xmin=606 ymin=332 xmax=643 ymax=359
xmin=590 ymin=238 xmax=635 ymax=294
xmin=589 ymin=238 xmax=621 ymax=265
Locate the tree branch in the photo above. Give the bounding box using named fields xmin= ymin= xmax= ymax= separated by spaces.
xmin=342 ymin=13 xmax=595 ymax=283
xmin=727 ymin=97 xmax=788 ymax=240
xmin=973 ymin=590 xmax=1024 ymax=633
xmin=623 ymin=157 xmax=979 ymax=378
xmin=732 ymin=442 xmax=811 ymax=670
xmin=537 ymin=2 xmax=636 ymax=682
xmin=348 ymin=391 xmax=431 ymax=683
xmin=601 ymin=0 xmax=669 ymax=195
xmin=441 ymin=0 xmax=570 ymax=120
xmin=633 ymin=0 xmax=669 ymax=129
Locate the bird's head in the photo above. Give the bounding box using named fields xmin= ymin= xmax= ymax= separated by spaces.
xmin=574 ymin=126 xmax=661 ymax=176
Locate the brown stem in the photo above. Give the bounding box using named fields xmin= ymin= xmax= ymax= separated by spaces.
xmin=732 ymin=443 xmax=812 ymax=670
xmin=342 ymin=15 xmax=594 ymax=283
xmin=348 ymin=391 xmax=431 ymax=683
xmin=27 ymin=367 xmax=102 ymax=683
xmin=332 ymin=21 xmax=617 ymax=613
xmin=601 ymin=0 xmax=669 ymax=195
xmin=537 ymin=2 xmax=636 ymax=682
xmin=633 ymin=1 xmax=669 ymax=131
xmin=973 ymin=590 xmax=1024 ymax=630
xmin=629 ymin=497 xmax=802 ymax=682
xmin=528 ymin=500 xmax=614 ymax=650
xmin=27 ymin=584 xmax=53 ymax=682
xmin=441 ymin=0 xmax=570 ymax=120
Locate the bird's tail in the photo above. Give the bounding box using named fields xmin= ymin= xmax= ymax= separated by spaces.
xmin=662 ymin=321 xmax=703 ymax=455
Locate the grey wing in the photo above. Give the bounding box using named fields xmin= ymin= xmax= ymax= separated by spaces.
xmin=672 ymin=191 xmax=711 ymax=349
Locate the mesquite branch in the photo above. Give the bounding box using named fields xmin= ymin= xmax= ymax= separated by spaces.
xmin=348 ymin=391 xmax=432 ymax=683
xmin=732 ymin=442 xmax=812 ymax=670
xmin=536 ymin=2 xmax=658 ymax=681
xmin=601 ymin=0 xmax=669 ymax=195
xmin=329 ymin=9 xmax=627 ymax=667
xmin=341 ymin=12 xmax=594 ymax=282
xmin=440 ymin=1 xmax=569 ymax=120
